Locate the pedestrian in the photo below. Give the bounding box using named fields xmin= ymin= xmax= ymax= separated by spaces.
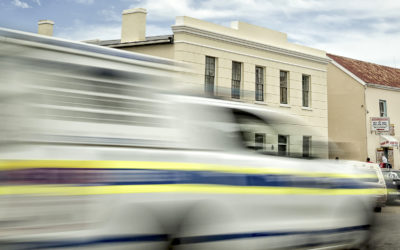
xmin=335 ymin=157 xmax=339 ymax=161
xmin=366 ymin=157 xmax=372 ymax=163
xmin=382 ymin=155 xmax=388 ymax=168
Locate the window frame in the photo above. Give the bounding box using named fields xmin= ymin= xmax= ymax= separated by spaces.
xmin=278 ymin=134 xmax=289 ymax=156
xmin=204 ymin=56 xmax=216 ymax=95
xmin=302 ymin=74 xmax=310 ymax=107
xmin=302 ymin=136 xmax=312 ymax=158
xmin=231 ymin=61 xmax=242 ymax=99
xmin=255 ymin=66 xmax=264 ymax=102
xmin=379 ymin=100 xmax=387 ymax=117
xmin=255 ymin=133 xmax=265 ymax=151
xmin=280 ymin=70 xmax=289 ymax=104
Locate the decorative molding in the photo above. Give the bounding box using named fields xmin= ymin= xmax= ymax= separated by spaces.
xmin=329 ymin=59 xmax=366 ymax=86
xmin=301 ymin=107 xmax=313 ymax=111
xmin=174 ymin=40 xmax=327 ymax=72
xmin=367 ymin=83 xmax=400 ymax=92
xmin=172 ymin=25 xmax=330 ymax=65
xmin=279 ymin=104 xmax=291 ymax=108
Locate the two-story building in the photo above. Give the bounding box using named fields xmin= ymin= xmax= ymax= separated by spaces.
xmin=328 ymin=53 xmax=400 ymax=168
xmin=85 ymin=8 xmax=331 ymax=158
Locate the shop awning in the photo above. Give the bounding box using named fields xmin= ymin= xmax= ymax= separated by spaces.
xmin=380 ymin=135 xmax=399 ymax=147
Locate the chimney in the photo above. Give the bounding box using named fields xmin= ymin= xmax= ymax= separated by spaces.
xmin=121 ymin=8 xmax=147 ymax=43
xmin=38 ymin=20 xmax=54 ymax=36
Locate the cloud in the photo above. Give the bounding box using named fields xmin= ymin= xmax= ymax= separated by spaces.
xmin=75 ymin=0 xmax=94 ymax=4
xmin=11 ymin=0 xmax=30 ymax=8
xmin=57 ymin=22 xmax=121 ymax=41
xmin=99 ymin=7 xmax=120 ymax=22
xmin=31 ymin=0 xmax=40 ymax=6
xmin=126 ymin=0 xmax=400 ymax=67
xmin=53 ymin=0 xmax=400 ymax=67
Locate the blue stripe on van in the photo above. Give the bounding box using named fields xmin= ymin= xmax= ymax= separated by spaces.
xmin=1 ymin=167 xmax=375 ymax=190
xmin=0 ymin=234 xmax=168 ymax=250
xmin=172 ymin=224 xmax=370 ymax=245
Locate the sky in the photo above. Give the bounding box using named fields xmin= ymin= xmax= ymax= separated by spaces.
xmin=1 ymin=0 xmax=399 ymax=67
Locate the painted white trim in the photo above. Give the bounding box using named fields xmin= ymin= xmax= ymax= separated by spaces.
xmin=172 ymin=25 xmax=330 ymax=65
xmin=367 ymin=83 xmax=400 ymax=92
xmin=174 ymin=40 xmax=327 ymax=72
xmin=279 ymin=104 xmax=291 ymax=108
xmin=122 ymin=8 xmax=147 ymax=15
xmin=329 ymin=59 xmax=366 ymax=86
xmin=38 ymin=20 xmax=54 ymax=25
xmin=254 ymin=101 xmax=268 ymax=106
xmin=302 ymin=107 xmax=313 ymax=111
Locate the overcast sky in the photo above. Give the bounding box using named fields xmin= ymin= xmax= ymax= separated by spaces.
xmin=1 ymin=0 xmax=399 ymax=67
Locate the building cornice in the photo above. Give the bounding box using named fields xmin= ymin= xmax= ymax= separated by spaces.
xmin=329 ymin=59 xmax=366 ymax=86
xmin=174 ymin=40 xmax=326 ymax=72
xmin=172 ymin=25 xmax=330 ymax=65
xmin=367 ymin=83 xmax=400 ymax=92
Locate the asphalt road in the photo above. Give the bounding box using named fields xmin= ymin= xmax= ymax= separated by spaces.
xmin=369 ymin=201 xmax=400 ymax=250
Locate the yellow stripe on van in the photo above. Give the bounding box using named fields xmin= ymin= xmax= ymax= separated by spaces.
xmin=0 ymin=184 xmax=386 ymax=196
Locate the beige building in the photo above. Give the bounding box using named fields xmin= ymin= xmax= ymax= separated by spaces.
xmin=328 ymin=54 xmax=400 ymax=168
xmin=87 ymin=8 xmax=330 ymax=158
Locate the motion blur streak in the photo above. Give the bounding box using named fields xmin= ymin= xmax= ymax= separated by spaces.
xmin=0 ymin=27 xmax=380 ymax=249
xmin=0 ymin=160 xmax=377 ymax=178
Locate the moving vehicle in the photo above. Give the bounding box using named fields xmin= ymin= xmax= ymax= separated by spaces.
xmin=346 ymin=161 xmax=387 ymax=212
xmin=0 ymin=27 xmax=380 ymax=250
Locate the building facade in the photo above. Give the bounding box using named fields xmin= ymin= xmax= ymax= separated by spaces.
xmin=88 ymin=8 xmax=330 ymax=158
xmin=328 ymin=54 xmax=400 ymax=168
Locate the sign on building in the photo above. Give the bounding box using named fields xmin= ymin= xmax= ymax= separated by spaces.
xmin=371 ymin=117 xmax=390 ymax=133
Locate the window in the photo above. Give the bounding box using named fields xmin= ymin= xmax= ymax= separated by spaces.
xmin=303 ymin=136 xmax=311 ymax=158
xmin=280 ymin=71 xmax=288 ymax=104
xmin=205 ymin=56 xmax=216 ymax=95
xmin=255 ymin=66 xmax=264 ymax=101
xmin=379 ymin=100 xmax=387 ymax=117
xmin=278 ymin=135 xmax=289 ymax=156
xmin=255 ymin=133 xmax=265 ymax=151
xmin=231 ymin=61 xmax=241 ymax=99
xmin=302 ymin=75 xmax=310 ymax=107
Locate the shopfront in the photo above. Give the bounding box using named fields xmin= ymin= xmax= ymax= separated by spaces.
xmin=376 ymin=134 xmax=399 ymax=168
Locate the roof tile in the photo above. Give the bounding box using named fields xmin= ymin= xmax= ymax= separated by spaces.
xmin=327 ymin=53 xmax=400 ymax=88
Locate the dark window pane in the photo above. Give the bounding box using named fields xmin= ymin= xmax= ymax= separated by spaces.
xmin=302 ymin=75 xmax=310 ymax=107
xmin=255 ymin=133 xmax=265 ymax=150
xmin=303 ymin=136 xmax=311 ymax=158
xmin=255 ymin=66 xmax=264 ymax=101
xmin=205 ymin=56 xmax=215 ymax=95
xmin=379 ymin=100 xmax=386 ymax=117
xmin=280 ymin=71 xmax=288 ymax=104
xmin=278 ymin=145 xmax=287 ymax=156
xmin=278 ymin=135 xmax=287 ymax=144
xmin=232 ymin=62 xmax=241 ymax=99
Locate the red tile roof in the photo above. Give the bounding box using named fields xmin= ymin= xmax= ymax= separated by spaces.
xmin=327 ymin=53 xmax=400 ymax=88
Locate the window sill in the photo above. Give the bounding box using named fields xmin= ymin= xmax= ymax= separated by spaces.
xmin=279 ymin=104 xmax=291 ymax=108
xmin=254 ymin=101 xmax=268 ymax=105
xmin=301 ymin=107 xmax=313 ymax=111
xmin=230 ymin=98 xmax=246 ymax=103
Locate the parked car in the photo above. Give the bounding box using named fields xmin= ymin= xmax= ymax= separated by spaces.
xmin=382 ymin=169 xmax=400 ymax=204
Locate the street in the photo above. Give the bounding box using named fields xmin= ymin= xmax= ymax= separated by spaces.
xmin=369 ymin=201 xmax=400 ymax=249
